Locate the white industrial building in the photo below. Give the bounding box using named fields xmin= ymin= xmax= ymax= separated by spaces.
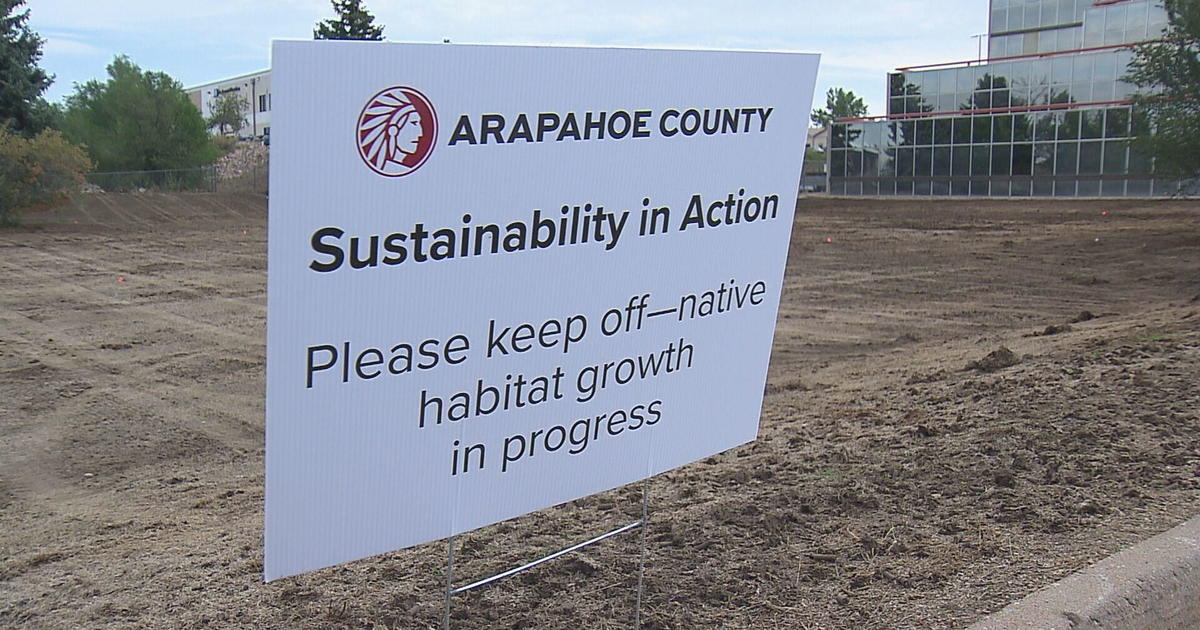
xmin=185 ymin=69 xmax=273 ymax=139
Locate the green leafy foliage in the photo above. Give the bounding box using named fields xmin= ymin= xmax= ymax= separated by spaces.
xmin=60 ymin=56 xmax=218 ymax=172
xmin=314 ymin=0 xmax=385 ymax=40
xmin=211 ymin=134 xmax=238 ymax=156
xmin=812 ymin=88 xmax=869 ymax=127
xmin=1127 ymin=0 xmax=1200 ymax=181
xmin=0 ymin=127 xmax=92 ymax=225
xmin=207 ymin=90 xmax=248 ymax=136
xmin=0 ymin=0 xmax=53 ymax=134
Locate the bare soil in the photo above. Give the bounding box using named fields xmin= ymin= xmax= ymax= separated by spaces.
xmin=1 ymin=193 xmax=1198 ymax=629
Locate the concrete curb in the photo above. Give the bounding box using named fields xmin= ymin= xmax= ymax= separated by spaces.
xmin=967 ymin=515 xmax=1200 ymax=630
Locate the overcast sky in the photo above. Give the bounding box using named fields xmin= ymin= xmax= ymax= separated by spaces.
xmin=29 ymin=0 xmax=989 ymax=118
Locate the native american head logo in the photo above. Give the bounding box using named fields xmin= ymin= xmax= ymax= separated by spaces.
xmin=356 ymin=86 xmax=438 ymax=177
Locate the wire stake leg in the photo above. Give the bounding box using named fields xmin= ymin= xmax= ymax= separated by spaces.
xmin=634 ymin=480 xmax=650 ymax=630
xmin=442 ymin=535 xmax=456 ymax=630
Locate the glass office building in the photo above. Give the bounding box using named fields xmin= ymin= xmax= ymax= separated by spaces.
xmin=828 ymin=0 xmax=1174 ymax=197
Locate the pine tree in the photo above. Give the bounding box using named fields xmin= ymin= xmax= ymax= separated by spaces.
xmin=0 ymin=0 xmax=53 ymax=134
xmin=313 ymin=0 xmax=385 ymax=41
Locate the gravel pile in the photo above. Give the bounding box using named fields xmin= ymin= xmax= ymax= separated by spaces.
xmin=215 ymin=141 xmax=268 ymax=181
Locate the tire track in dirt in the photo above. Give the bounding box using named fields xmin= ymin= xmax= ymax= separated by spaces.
xmin=120 ymin=193 xmax=186 ymax=225
xmin=103 ymin=237 xmax=266 ymax=270
xmin=92 ymin=193 xmax=156 ymax=229
xmin=0 ymin=240 xmax=267 ymax=327
xmin=198 ymin=195 xmax=254 ymax=221
xmin=0 ymin=307 xmax=262 ymax=456
xmin=62 ymin=195 xmax=115 ymax=229
xmin=144 ymin=192 xmax=243 ymax=224
xmin=0 ymin=259 xmax=260 ymax=353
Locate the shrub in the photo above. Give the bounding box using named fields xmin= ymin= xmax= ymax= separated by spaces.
xmin=0 ymin=127 xmax=92 ymax=225
xmin=212 ymin=134 xmax=239 ymax=156
xmin=60 ymin=56 xmax=217 ymax=172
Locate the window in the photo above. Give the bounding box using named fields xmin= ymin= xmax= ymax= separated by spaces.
xmin=1105 ymin=108 xmax=1129 ymax=138
xmin=933 ymin=147 xmax=952 ymax=175
xmin=847 ymin=150 xmax=864 ymax=176
xmin=934 ymin=118 xmax=953 ymax=145
xmin=1012 ymin=143 xmax=1034 ymax=174
xmin=1034 ymin=143 xmax=1055 ymax=175
xmin=1058 ymin=111 xmax=1081 ymax=140
xmin=1103 ymin=4 xmax=1126 ymax=46
xmin=973 ymin=115 xmax=993 ymax=144
xmin=916 ymin=119 xmax=933 ymax=145
xmin=993 ymin=145 xmax=1012 ymax=175
xmin=1081 ymin=109 xmax=1104 ymax=139
xmin=881 ymin=149 xmax=897 ymax=177
xmin=952 ymin=146 xmax=970 ymax=176
xmin=1056 ymin=142 xmax=1079 ymax=175
xmin=971 ymin=146 xmax=991 ymax=175
xmin=916 ymin=147 xmax=933 ymax=176
xmin=896 ymin=148 xmax=914 ymax=177
xmin=259 ymin=94 xmax=269 ymax=112
xmin=830 ymin=150 xmax=846 ymax=177
xmin=1078 ymin=141 xmax=1101 ymax=174
xmin=953 ymin=118 xmax=972 ymax=144
xmin=1033 ymin=113 xmax=1056 ymax=141
xmin=1102 ymin=141 xmax=1127 ymax=174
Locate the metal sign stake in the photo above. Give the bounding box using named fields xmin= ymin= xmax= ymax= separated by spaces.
xmin=440 ymin=480 xmax=651 ymax=629
xmin=441 ymin=534 xmax=456 ymax=630
xmin=634 ymin=480 xmax=650 ymax=630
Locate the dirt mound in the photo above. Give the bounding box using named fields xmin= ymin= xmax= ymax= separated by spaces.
xmin=1038 ymin=323 xmax=1072 ymax=336
xmin=1070 ymin=310 xmax=1097 ymax=323
xmin=965 ymin=346 xmax=1021 ymax=372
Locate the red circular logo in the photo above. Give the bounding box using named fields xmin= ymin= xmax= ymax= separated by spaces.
xmin=356 ymin=86 xmax=438 ymax=177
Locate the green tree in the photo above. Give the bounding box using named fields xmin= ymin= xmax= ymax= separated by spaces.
xmin=207 ymin=90 xmax=248 ymax=136
xmin=1127 ymin=0 xmax=1200 ymax=181
xmin=0 ymin=0 xmax=53 ymax=134
xmin=0 ymin=127 xmax=91 ymax=225
xmin=60 ymin=56 xmax=217 ymax=172
xmin=811 ymin=88 xmax=869 ymax=127
xmin=314 ymin=0 xmax=385 ymax=40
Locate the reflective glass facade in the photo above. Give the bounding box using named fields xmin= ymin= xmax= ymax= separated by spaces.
xmin=886 ymin=47 xmax=1139 ymax=116
xmin=988 ymin=0 xmax=1167 ymax=57
xmin=829 ymin=0 xmax=1174 ymax=197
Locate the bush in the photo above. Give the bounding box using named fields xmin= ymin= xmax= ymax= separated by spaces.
xmin=0 ymin=127 xmax=92 ymax=225
xmin=61 ymin=56 xmax=217 ymax=172
xmin=211 ymin=134 xmax=239 ymax=156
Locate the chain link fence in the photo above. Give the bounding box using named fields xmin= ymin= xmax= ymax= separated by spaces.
xmin=85 ymin=162 xmax=268 ymax=195
xmin=85 ymin=167 xmax=216 ymax=193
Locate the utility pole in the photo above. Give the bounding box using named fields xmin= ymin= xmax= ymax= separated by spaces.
xmin=251 ymin=77 xmax=258 ymax=138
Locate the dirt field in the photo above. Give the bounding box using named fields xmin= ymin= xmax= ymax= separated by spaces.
xmin=1 ymin=193 xmax=1197 ymax=630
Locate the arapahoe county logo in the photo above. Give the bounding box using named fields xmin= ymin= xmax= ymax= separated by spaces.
xmin=356 ymin=86 xmax=438 ymax=177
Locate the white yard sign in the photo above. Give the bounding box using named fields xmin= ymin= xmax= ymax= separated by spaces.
xmin=266 ymin=40 xmax=819 ymax=581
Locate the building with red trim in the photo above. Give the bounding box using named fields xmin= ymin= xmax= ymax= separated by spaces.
xmin=828 ymin=0 xmax=1174 ymax=196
